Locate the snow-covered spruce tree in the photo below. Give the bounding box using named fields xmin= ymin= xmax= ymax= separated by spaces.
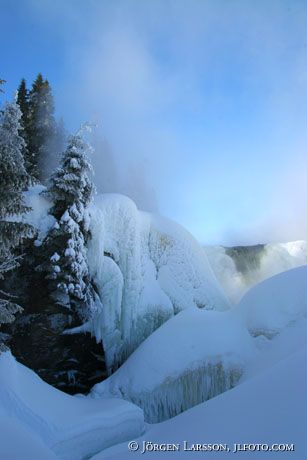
xmin=0 ymin=100 xmax=34 ymax=351
xmin=42 ymin=129 xmax=95 ymax=318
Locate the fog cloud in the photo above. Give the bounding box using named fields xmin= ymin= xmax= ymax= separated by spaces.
xmin=23 ymin=0 xmax=307 ymax=244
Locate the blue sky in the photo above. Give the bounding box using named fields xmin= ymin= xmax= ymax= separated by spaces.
xmin=2 ymin=0 xmax=307 ymax=245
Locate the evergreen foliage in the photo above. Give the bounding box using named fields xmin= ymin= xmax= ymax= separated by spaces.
xmin=16 ymin=78 xmax=32 ymax=178
xmin=17 ymin=79 xmax=29 ymax=128
xmin=0 ymin=100 xmax=34 ymax=349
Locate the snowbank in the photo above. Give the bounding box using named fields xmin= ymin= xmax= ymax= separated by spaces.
xmin=91 ymin=309 xmax=255 ymax=422
xmin=205 ymin=241 xmax=307 ymax=303
xmin=0 ymin=351 xmax=144 ymax=460
xmin=88 ymin=194 xmax=229 ymax=371
xmin=236 ymin=265 xmax=307 ymax=337
xmin=0 ymin=415 xmax=58 ymax=460
xmin=93 ymin=346 xmax=307 ymax=459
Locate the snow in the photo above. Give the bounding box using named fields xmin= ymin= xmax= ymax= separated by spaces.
xmin=93 ymin=346 xmax=307 ymax=459
xmin=0 ymin=351 xmax=144 ymax=460
xmin=91 ymin=308 xmax=256 ymax=423
xmin=0 ymin=415 xmax=58 ymax=460
xmin=3 ymin=261 xmax=307 ymax=458
xmin=236 ymin=265 xmax=307 ymax=337
xmin=69 ymin=157 xmax=80 ymax=169
xmin=205 ymin=241 xmax=307 ymax=303
xmin=90 ymin=263 xmax=307 ymax=448
xmin=5 ymin=186 xmax=305 ymax=458
xmin=88 ymin=194 xmax=229 ymax=371
xmin=51 ymin=252 xmax=61 ymax=262
xmin=245 ymin=317 xmax=307 ymax=380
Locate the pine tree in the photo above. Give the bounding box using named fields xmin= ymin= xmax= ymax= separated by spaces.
xmin=17 ymin=79 xmax=29 ymax=128
xmin=42 ymin=130 xmax=95 ymax=317
xmin=28 ymin=73 xmax=56 ymax=182
xmin=16 ymin=78 xmax=32 ymax=178
xmin=0 ymin=100 xmax=34 ymax=350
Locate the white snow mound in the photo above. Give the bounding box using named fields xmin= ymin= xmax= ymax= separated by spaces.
xmin=91 ymin=309 xmax=256 ymax=423
xmin=0 ymin=351 xmax=144 ymax=460
xmin=236 ymin=265 xmax=307 ymax=337
xmin=88 ymin=194 xmax=229 ymax=371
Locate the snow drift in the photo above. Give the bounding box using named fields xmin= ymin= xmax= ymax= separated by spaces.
xmin=94 ymin=346 xmax=307 ymax=459
xmin=205 ymin=241 xmax=307 ymax=303
xmin=236 ymin=265 xmax=307 ymax=338
xmin=91 ymin=309 xmax=256 ymax=423
xmin=0 ymin=351 xmax=144 ymax=460
xmin=87 ymin=194 xmax=229 ymax=371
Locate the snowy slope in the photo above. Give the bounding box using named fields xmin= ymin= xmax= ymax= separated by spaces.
xmin=87 ymin=194 xmax=229 ymax=371
xmin=205 ymin=241 xmax=307 ymax=303
xmin=91 ymin=309 xmax=256 ymax=422
xmin=0 ymin=351 xmax=144 ymax=460
xmin=93 ymin=346 xmax=307 ymax=459
xmin=236 ymin=265 xmax=307 ymax=337
xmin=0 ymin=415 xmax=59 ymax=460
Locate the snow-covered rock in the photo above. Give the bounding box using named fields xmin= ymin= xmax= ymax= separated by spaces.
xmin=91 ymin=309 xmax=256 ymax=423
xmin=236 ymin=265 xmax=307 ymax=338
xmin=0 ymin=351 xmax=144 ymax=460
xmin=205 ymin=241 xmax=307 ymax=303
xmin=88 ymin=194 xmax=229 ymax=371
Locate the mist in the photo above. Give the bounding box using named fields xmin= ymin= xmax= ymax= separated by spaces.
xmin=10 ymin=0 xmax=307 ymax=245
xmin=89 ymin=132 xmax=159 ymax=212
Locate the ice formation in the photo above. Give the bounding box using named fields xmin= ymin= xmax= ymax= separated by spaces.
xmin=205 ymin=240 xmax=307 ymax=303
xmin=0 ymin=351 xmax=144 ymax=460
xmin=91 ymin=309 xmax=256 ymax=423
xmin=87 ymin=194 xmax=229 ymax=371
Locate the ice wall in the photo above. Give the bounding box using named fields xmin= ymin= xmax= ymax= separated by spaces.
xmin=87 ymin=194 xmax=229 ymax=372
